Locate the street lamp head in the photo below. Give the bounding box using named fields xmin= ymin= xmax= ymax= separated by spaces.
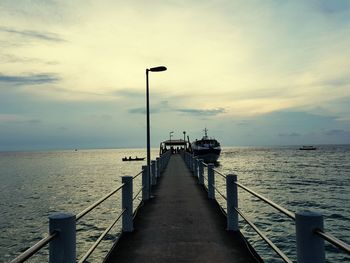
xmin=149 ymin=66 xmax=167 ymax=72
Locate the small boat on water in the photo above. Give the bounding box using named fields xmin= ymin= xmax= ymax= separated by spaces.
xmin=191 ymin=128 xmax=221 ymax=163
xmin=122 ymin=157 xmax=145 ymax=161
xmin=299 ymin=146 xmax=317 ymax=150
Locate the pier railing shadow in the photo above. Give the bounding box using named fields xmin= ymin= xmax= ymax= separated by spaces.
xmin=182 ymin=151 xmax=350 ymax=263
xmin=8 ymin=151 xmax=171 ymax=263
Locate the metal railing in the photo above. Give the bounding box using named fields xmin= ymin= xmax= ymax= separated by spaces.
xmin=9 ymin=232 xmax=58 ymax=263
xmin=9 ymin=151 xmax=172 ymax=263
xmin=78 ymin=209 xmax=126 ymax=263
xmin=182 ymin=151 xmax=350 ymax=263
xmin=315 ymin=229 xmax=350 ymax=254
xmin=76 ymin=183 xmax=125 ymax=221
xmin=235 ymin=181 xmax=295 ymax=220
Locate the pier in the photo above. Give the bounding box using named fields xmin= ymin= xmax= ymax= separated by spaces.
xmin=8 ymin=149 xmax=350 ymax=263
xmin=104 ymin=154 xmax=258 ymax=262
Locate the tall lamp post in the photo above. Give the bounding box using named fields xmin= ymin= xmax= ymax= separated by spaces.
xmin=146 ymin=66 xmax=167 ymax=196
xmin=169 ymin=131 xmax=174 ymax=141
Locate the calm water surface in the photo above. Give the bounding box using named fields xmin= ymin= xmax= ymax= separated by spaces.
xmin=0 ymin=146 xmax=349 ymax=262
xmin=216 ymin=145 xmax=350 ymax=262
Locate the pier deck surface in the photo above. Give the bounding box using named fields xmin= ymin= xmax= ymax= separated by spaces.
xmin=105 ymin=155 xmax=258 ymax=263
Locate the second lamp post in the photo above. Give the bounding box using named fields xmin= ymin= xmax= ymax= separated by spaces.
xmin=146 ymin=66 xmax=167 ymax=196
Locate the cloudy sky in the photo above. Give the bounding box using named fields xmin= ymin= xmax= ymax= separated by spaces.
xmin=1 ymin=0 xmax=350 ymax=150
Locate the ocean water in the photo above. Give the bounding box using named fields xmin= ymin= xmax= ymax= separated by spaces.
xmin=0 ymin=146 xmax=349 ymax=262
xmin=215 ymin=145 xmax=350 ymax=262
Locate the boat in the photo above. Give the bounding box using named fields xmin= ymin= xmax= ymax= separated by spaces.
xmin=299 ymin=146 xmax=317 ymax=150
xmin=159 ymin=138 xmax=188 ymax=155
xmin=122 ymin=157 xmax=145 ymax=161
xmin=191 ymin=128 xmax=221 ymax=163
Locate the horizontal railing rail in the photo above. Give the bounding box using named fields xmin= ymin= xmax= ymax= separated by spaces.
xmin=133 ymin=186 xmax=144 ymax=201
xmin=182 ymin=151 xmax=350 ymax=263
xmin=236 ymin=207 xmax=293 ymax=263
xmin=9 ymin=232 xmax=58 ymax=263
xmin=212 ymin=168 xmax=227 ymax=179
xmin=235 ymin=182 xmax=296 ymax=220
xmin=212 ymin=183 xmax=227 ymax=201
xmin=78 ymin=209 xmax=126 ymax=263
xmin=315 ymin=229 xmax=350 ymax=254
xmin=132 ymin=170 xmax=143 ymax=179
xmin=76 ymin=183 xmax=125 ymax=221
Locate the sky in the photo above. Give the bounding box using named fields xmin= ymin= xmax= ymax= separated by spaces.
xmin=1 ymin=0 xmax=350 ymax=150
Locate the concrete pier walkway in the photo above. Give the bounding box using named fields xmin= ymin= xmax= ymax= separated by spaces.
xmin=104 ymin=155 xmax=259 ymax=263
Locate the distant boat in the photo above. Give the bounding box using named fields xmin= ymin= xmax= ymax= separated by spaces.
xmin=299 ymin=146 xmax=317 ymax=150
xmin=191 ymin=128 xmax=221 ymax=163
xmin=122 ymin=157 xmax=145 ymax=161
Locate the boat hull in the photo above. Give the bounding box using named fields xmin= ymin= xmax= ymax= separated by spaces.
xmin=299 ymin=146 xmax=316 ymax=150
xmin=193 ymin=148 xmax=221 ymax=163
xmin=122 ymin=158 xmax=145 ymax=161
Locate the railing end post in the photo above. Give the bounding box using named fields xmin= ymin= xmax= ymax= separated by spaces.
xmin=198 ymin=159 xmax=204 ymax=185
xmin=142 ymin=165 xmax=150 ymax=200
xmin=226 ymin=174 xmax=238 ymax=231
xmin=49 ymin=213 xmax=76 ymax=263
xmin=151 ymin=160 xmax=157 ymax=185
xmin=208 ymin=163 xmax=215 ymax=199
xmin=122 ymin=176 xmax=134 ymax=232
xmin=296 ymin=211 xmax=325 ymax=263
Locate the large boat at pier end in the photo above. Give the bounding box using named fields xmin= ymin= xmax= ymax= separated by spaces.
xmin=191 ymin=128 xmax=221 ymax=163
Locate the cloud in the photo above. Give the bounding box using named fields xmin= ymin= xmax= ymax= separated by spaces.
xmin=0 ymin=114 xmax=41 ymax=124
xmin=128 ymin=103 xmax=226 ymax=117
xmin=324 ymin=129 xmax=350 ymax=137
xmin=176 ymin=108 xmax=226 ymax=116
xmin=235 ymin=120 xmax=250 ymax=126
xmin=114 ymin=89 xmax=145 ymax=98
xmin=128 ymin=107 xmax=145 ymax=114
xmin=278 ymin=132 xmax=301 ymax=137
xmin=0 ymin=54 xmax=58 ymax=65
xmin=316 ymin=0 xmax=350 ymax=14
xmin=0 ymin=73 xmax=60 ymax=86
xmin=128 ymin=107 xmax=163 ymax=114
xmin=89 ymin=114 xmax=113 ymax=119
xmin=0 ymin=26 xmax=65 ymax=42
xmin=322 ymin=76 xmax=350 ymax=87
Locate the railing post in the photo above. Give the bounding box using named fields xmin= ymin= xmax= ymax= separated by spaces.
xmin=189 ymin=154 xmax=193 ymax=171
xmin=208 ymin=163 xmax=215 ymax=199
xmin=226 ymin=174 xmax=238 ymax=231
xmin=296 ymin=211 xmax=325 ymax=263
xmin=142 ymin=165 xmax=150 ymax=200
xmin=151 ymin=160 xmax=157 ymax=185
xmin=122 ymin=176 xmax=133 ymax=232
xmin=156 ymin=157 xmax=160 ymax=178
xmin=198 ymin=159 xmax=204 ymax=185
xmin=161 ymin=155 xmax=164 ymax=173
xmin=49 ymin=213 xmax=76 ymax=263
xmin=194 ymin=157 xmax=198 ymax=177
xmin=192 ymin=156 xmax=196 ymax=173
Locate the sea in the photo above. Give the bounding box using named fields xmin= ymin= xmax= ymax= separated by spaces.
xmin=0 ymin=145 xmax=349 ymax=263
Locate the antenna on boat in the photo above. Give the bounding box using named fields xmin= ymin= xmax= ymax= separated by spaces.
xmin=203 ymin=128 xmax=208 ymax=138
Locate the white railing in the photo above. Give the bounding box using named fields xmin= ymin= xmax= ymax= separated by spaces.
xmin=182 ymin=151 xmax=350 ymax=263
xmin=8 ymin=151 xmax=171 ymax=263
